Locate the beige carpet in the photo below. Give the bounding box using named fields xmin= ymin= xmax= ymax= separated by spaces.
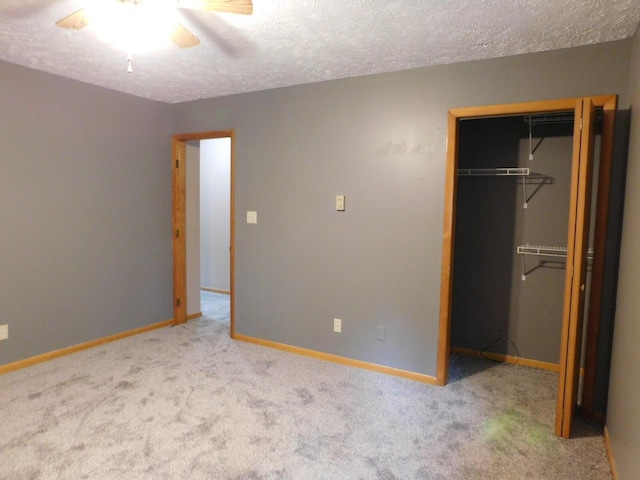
xmin=0 ymin=292 xmax=612 ymax=479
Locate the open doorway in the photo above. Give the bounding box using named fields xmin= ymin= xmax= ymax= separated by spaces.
xmin=185 ymin=138 xmax=231 ymax=325
xmin=172 ymin=130 xmax=235 ymax=336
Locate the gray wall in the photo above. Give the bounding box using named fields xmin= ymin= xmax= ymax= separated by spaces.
xmin=607 ymin=32 xmax=640 ymax=479
xmin=200 ymin=138 xmax=231 ymax=292
xmin=0 ymin=61 xmax=173 ymax=365
xmin=171 ymin=40 xmax=631 ymax=376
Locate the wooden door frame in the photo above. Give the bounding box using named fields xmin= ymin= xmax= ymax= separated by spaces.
xmin=172 ymin=130 xmax=236 ymax=336
xmin=435 ymin=95 xmax=617 ymax=433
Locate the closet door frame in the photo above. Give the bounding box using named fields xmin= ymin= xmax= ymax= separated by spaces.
xmin=436 ymin=95 xmax=617 ymax=438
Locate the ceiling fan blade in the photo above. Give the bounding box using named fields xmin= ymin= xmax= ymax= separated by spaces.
xmin=171 ymin=23 xmax=201 ymax=48
xmin=55 ymin=8 xmax=90 ymax=29
xmin=177 ymin=0 xmax=254 ymax=15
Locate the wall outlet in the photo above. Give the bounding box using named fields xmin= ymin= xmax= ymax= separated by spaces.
xmin=377 ymin=326 xmax=386 ymax=341
xmin=0 ymin=324 xmax=8 ymax=341
xmin=333 ymin=318 xmax=342 ymax=333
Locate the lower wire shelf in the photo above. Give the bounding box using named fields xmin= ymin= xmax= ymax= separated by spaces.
xmin=516 ymin=244 xmax=594 ymax=280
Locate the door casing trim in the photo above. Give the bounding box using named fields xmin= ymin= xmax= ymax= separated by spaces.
xmin=172 ymin=130 xmax=236 ymax=337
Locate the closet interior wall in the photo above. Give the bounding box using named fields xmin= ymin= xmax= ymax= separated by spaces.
xmin=451 ymin=115 xmax=601 ymax=366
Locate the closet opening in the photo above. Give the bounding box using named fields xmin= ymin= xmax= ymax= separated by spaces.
xmin=452 ymin=111 xmax=600 ymax=370
xmin=437 ymin=97 xmax=617 ymax=438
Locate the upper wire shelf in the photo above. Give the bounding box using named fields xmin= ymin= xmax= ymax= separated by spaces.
xmin=457 ymin=168 xmax=554 ymax=208
xmin=524 ymin=111 xmax=603 ymax=125
xmin=458 ymin=167 xmax=530 ymax=176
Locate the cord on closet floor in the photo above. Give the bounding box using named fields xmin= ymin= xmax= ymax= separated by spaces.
xmin=480 ymin=329 xmax=520 ymax=362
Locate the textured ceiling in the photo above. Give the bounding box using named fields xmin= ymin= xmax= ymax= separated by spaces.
xmin=1 ymin=0 xmax=639 ymax=104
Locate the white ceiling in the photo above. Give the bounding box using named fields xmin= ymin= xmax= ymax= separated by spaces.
xmin=1 ymin=0 xmax=639 ymax=104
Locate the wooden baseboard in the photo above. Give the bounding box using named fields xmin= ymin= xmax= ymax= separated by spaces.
xmin=0 ymin=319 xmax=173 ymax=376
xmin=451 ymin=346 xmax=560 ymax=372
xmin=603 ymin=426 xmax=619 ymax=480
xmin=201 ymin=287 xmax=230 ymax=295
xmin=187 ymin=312 xmax=202 ymax=320
xmin=233 ymin=333 xmax=437 ymax=385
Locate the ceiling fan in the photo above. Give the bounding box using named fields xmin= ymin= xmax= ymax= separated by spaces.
xmin=55 ymin=0 xmax=254 ymax=49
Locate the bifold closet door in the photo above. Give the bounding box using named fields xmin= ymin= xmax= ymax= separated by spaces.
xmin=555 ymin=98 xmax=597 ymax=438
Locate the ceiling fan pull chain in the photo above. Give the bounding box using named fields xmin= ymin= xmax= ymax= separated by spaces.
xmin=126 ymin=0 xmax=134 ymax=73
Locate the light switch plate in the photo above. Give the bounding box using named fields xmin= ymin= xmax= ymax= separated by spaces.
xmin=0 ymin=324 xmax=8 ymax=341
xmin=247 ymin=211 xmax=257 ymax=224
xmin=336 ymin=195 xmax=345 ymax=211
xmin=333 ymin=318 xmax=342 ymax=333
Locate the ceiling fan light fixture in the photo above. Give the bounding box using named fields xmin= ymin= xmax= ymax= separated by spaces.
xmin=87 ymin=0 xmax=178 ymax=53
xmin=54 ymin=0 xmax=254 ymax=72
